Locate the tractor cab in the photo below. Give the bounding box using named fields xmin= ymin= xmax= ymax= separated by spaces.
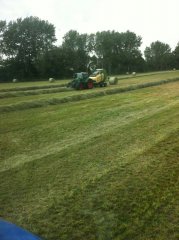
xmin=67 ymin=72 xmax=90 ymax=90
xmin=73 ymin=72 xmax=88 ymax=80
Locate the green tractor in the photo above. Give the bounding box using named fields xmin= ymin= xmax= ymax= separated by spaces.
xmin=67 ymin=72 xmax=92 ymax=90
xmin=67 ymin=69 xmax=108 ymax=90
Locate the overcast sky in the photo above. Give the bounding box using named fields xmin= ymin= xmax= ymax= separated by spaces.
xmin=0 ymin=0 xmax=179 ymax=52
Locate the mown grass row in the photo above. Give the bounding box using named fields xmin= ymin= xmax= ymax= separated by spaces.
xmin=0 ymin=77 xmax=179 ymax=113
xmin=0 ymin=70 xmax=177 ymax=93
xmin=0 ymin=81 xmax=178 ymax=240
xmin=0 ymin=86 xmax=71 ymax=99
xmin=0 ymin=82 xmax=68 ymax=92
xmin=1 ymin=71 xmax=179 ymax=104
xmin=116 ymin=70 xmax=177 ymax=80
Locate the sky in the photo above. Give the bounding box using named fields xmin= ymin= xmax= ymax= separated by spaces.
xmin=0 ymin=0 xmax=179 ymax=53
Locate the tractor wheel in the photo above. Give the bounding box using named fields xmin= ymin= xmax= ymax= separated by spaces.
xmin=87 ymin=80 xmax=94 ymax=89
xmin=75 ymin=82 xmax=83 ymax=90
xmin=79 ymin=82 xmax=84 ymax=90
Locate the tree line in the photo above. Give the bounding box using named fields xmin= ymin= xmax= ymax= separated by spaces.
xmin=0 ymin=16 xmax=179 ymax=81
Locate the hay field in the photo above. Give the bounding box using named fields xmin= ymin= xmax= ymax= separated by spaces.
xmin=0 ymin=71 xmax=179 ymax=110
xmin=0 ymin=71 xmax=179 ymax=240
xmin=0 ymin=79 xmax=69 ymax=90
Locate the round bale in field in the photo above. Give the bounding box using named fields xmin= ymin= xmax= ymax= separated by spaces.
xmin=109 ymin=77 xmax=118 ymax=85
xmin=12 ymin=79 xmax=18 ymax=83
xmin=132 ymin=72 xmax=136 ymax=76
xmin=49 ymin=78 xmax=55 ymax=83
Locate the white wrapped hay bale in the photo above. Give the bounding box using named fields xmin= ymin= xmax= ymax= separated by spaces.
xmin=132 ymin=72 xmax=136 ymax=76
xmin=12 ymin=79 xmax=18 ymax=83
xmin=49 ymin=78 xmax=55 ymax=83
xmin=109 ymin=77 xmax=118 ymax=85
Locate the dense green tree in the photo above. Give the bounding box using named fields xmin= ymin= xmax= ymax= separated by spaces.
xmin=93 ymin=30 xmax=143 ymax=74
xmin=144 ymin=41 xmax=173 ymax=71
xmin=119 ymin=31 xmax=142 ymax=72
xmin=38 ymin=46 xmax=76 ymax=78
xmin=173 ymin=43 xmax=179 ymax=69
xmin=0 ymin=22 xmax=7 ymax=81
xmin=0 ymin=21 xmax=6 ymax=62
xmin=2 ymin=16 xmax=56 ymax=79
xmin=94 ymin=31 xmax=113 ymax=72
xmin=62 ymin=30 xmax=90 ymax=73
xmin=0 ymin=17 xmax=177 ymax=81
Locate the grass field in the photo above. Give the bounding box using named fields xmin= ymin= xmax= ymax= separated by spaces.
xmin=0 ymin=79 xmax=69 ymax=90
xmin=0 ymin=71 xmax=179 ymax=240
xmin=0 ymin=71 xmax=179 ymax=109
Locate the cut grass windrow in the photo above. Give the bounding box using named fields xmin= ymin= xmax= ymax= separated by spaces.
xmin=0 ymin=71 xmax=177 ymax=93
xmin=0 ymin=87 xmax=71 ymax=99
xmin=116 ymin=70 xmax=177 ymax=80
xmin=0 ymin=82 xmax=67 ymax=93
xmin=0 ymin=77 xmax=179 ymax=113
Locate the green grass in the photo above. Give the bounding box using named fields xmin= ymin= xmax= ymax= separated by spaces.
xmin=0 ymin=79 xmax=69 ymax=91
xmin=0 ymin=74 xmax=179 ymax=239
xmin=0 ymin=70 xmax=179 ymax=108
xmin=0 ymin=87 xmax=71 ymax=99
xmin=0 ymin=70 xmax=178 ymax=93
xmin=0 ymin=77 xmax=178 ymax=113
